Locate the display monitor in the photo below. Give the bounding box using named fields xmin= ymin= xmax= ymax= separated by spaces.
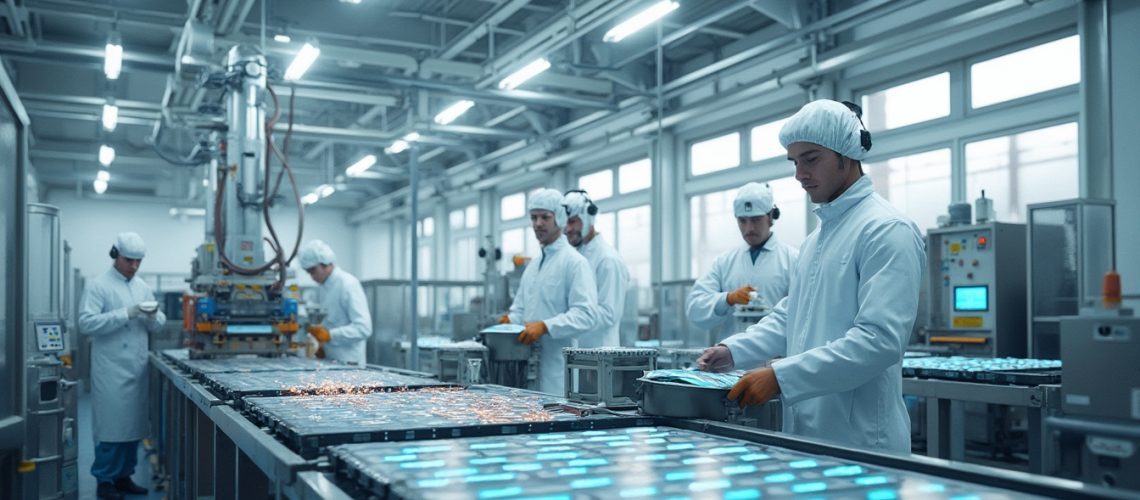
xmin=954 ymin=285 xmax=989 ymax=312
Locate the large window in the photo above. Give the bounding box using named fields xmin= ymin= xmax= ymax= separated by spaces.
xmin=450 ymin=236 xmax=477 ymax=280
xmin=500 ymin=192 xmax=526 ymax=220
xmin=769 ymin=176 xmax=807 ymax=249
xmin=578 ymin=169 xmax=614 ymax=200
xmin=750 ymin=117 xmax=790 ymax=162
xmin=618 ymin=159 xmax=651 ymax=194
xmin=966 ymin=122 xmax=1078 ymax=223
xmin=416 ymin=217 xmax=433 ymax=278
xmin=464 ymin=205 xmax=479 ymax=228
xmin=616 ymin=205 xmax=652 ymax=305
xmin=862 ymin=72 xmax=950 ymax=131
xmin=689 ymin=188 xmax=739 ymax=278
xmin=594 ymin=212 xmax=615 ymax=248
xmin=690 ymin=132 xmax=740 ymax=176
xmin=971 ymin=35 xmax=1079 ymax=109
xmin=865 ymin=149 xmax=952 ymax=233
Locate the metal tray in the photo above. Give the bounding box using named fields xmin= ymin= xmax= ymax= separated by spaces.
xmin=244 ymin=385 xmax=640 ymax=459
xmin=479 ymin=331 xmax=533 ymax=361
xmin=200 ymin=369 xmax=453 ymax=406
xmin=636 ymin=377 xmax=778 ymax=427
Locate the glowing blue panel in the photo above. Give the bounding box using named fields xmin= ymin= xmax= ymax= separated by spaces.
xmin=709 ymin=446 xmax=750 ymax=455
xmin=823 ymin=465 xmax=864 ymax=477
xmin=502 ymin=463 xmax=542 ymax=472
xmin=740 ymin=453 xmax=770 ymax=461
xmin=949 ymin=496 xmax=981 ymax=500
xmin=608 ymin=441 xmax=635 ymax=447
xmin=635 ymin=454 xmax=667 ymax=461
xmin=401 ymin=445 xmax=451 ymax=454
xmin=920 ymin=484 xmax=947 ymax=493
xmin=789 ymin=459 xmax=818 ymax=469
xmin=466 ymin=473 xmax=517 ymax=483
xmin=619 ymin=486 xmax=658 ymax=497
xmin=689 ymin=479 xmax=732 ymax=492
xmin=556 ymin=467 xmax=587 ymax=476
xmin=536 ymin=452 xmax=578 ymax=461
xmin=725 ymin=489 xmax=762 ymax=500
xmin=570 ymin=477 xmax=612 ymax=489
xmin=666 ymin=443 xmax=695 ymax=451
xmin=855 ymin=476 xmax=889 ymax=486
xmin=383 ymin=454 xmax=417 ymax=462
xmin=539 ymin=446 xmax=573 ymax=453
xmin=400 ymin=460 xmax=446 ymax=469
xmin=434 ymin=468 xmax=478 ymax=478
xmin=581 ymin=431 xmax=608 ymax=436
xmin=478 ymin=486 xmax=523 ymax=499
xmin=666 ymin=471 xmax=695 ymax=482
xmin=588 ymin=435 xmax=631 ymax=442
xmin=682 ymin=457 xmax=717 ymax=465
xmin=866 ymin=490 xmax=898 ymax=500
xmin=514 ymin=496 xmax=570 ymax=500
xmin=722 ymin=465 xmax=757 ymax=475
xmin=536 ymin=434 xmax=568 ymax=440
xmin=763 ymin=472 xmax=796 ymax=483
xmin=568 ymin=458 xmax=608 ymax=467
xmin=645 ymin=438 xmax=666 ymax=445
xmin=469 ymin=457 xmax=508 ymax=465
xmin=471 ymin=442 xmax=508 ymax=450
xmin=416 ymin=479 xmax=450 ymax=488
xmin=791 ymin=482 xmax=827 ymax=494
xmin=625 ymin=427 xmax=655 ymax=434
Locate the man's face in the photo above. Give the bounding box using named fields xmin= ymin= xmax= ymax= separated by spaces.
xmin=113 ymin=255 xmax=141 ymax=280
xmin=564 ymin=215 xmax=584 ymax=247
xmin=306 ymin=264 xmax=334 ymax=284
xmin=788 ymin=142 xmax=856 ymax=203
xmin=530 ymin=209 xmax=560 ymax=246
xmin=737 ymin=215 xmax=772 ymax=247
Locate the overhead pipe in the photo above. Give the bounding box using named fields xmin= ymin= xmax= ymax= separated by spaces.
xmin=437 ymin=0 xmax=532 ymax=60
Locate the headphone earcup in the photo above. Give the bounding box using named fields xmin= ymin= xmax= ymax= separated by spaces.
xmin=109 ymin=246 xmax=119 ymax=259
xmin=587 ymin=203 xmax=598 ymax=216
xmin=771 ymin=206 xmax=781 ymax=220
xmin=861 ymin=130 xmax=873 ymax=151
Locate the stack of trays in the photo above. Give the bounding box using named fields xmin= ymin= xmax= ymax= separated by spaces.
xmin=243 ymin=385 xmax=639 ymax=458
xmin=328 ymin=425 xmax=1031 ymax=499
xmin=902 ymin=356 xmax=1062 ymax=385
xmin=200 ymin=369 xmax=453 ymax=406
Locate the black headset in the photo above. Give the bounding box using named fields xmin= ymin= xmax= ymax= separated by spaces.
xmin=562 ymin=189 xmax=598 ymax=216
xmin=840 ymin=101 xmax=873 ymax=153
xmin=109 ymin=245 xmax=119 ymax=259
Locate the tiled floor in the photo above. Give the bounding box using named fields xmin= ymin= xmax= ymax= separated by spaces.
xmin=78 ymin=393 xmax=165 ymax=500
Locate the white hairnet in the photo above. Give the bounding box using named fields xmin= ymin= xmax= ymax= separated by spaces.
xmin=299 ymin=240 xmax=336 ymax=270
xmin=562 ymin=191 xmax=595 ymax=237
xmin=779 ymin=99 xmax=868 ymax=161
xmin=114 ymin=232 xmax=146 ymax=259
xmin=734 ymin=182 xmax=774 ymax=218
xmin=528 ymin=188 xmax=567 ymax=228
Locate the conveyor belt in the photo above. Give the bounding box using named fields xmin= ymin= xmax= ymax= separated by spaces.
xmin=244 ymin=385 xmax=640 ymax=459
xmin=903 ymin=356 xmax=1062 ymax=385
xmin=329 ymin=425 xmax=1045 ymax=499
xmin=200 ymin=369 xmax=454 ymax=406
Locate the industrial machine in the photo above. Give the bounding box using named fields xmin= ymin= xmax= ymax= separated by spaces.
xmin=1027 ymin=199 xmax=1116 ymax=359
xmin=179 ymin=45 xmax=305 ymax=358
xmin=925 ymin=222 xmax=1027 ymax=357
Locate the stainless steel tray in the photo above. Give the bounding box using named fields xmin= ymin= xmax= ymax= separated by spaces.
xmin=637 ymin=377 xmax=779 ymax=428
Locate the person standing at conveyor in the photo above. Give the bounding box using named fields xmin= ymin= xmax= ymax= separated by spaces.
xmin=78 ymin=232 xmax=163 ymax=500
xmin=299 ymin=240 xmax=372 ymax=365
xmin=686 ymin=182 xmax=798 ymax=342
xmin=500 ymin=188 xmax=599 ymax=395
xmin=697 ymin=99 xmax=926 ymax=454
xmin=562 ymin=189 xmax=630 ymax=348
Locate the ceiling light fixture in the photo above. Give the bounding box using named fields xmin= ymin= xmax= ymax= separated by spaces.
xmin=497 ymin=58 xmax=551 ymax=90
xmin=345 ymin=154 xmax=377 ymax=176
xmin=93 ymin=179 xmax=108 ymax=194
xmin=385 ymin=132 xmax=420 ymax=154
xmin=283 ymin=42 xmax=320 ymax=81
xmin=273 ymin=34 xmax=291 ymax=43
xmin=317 ymin=184 xmax=335 ymax=198
xmin=604 ymin=1 xmax=680 ymax=43
xmin=102 ymin=103 xmax=118 ymax=131
xmin=97 ymin=170 xmax=110 ymax=182
xmin=434 ymin=100 xmax=475 ymax=125
xmin=301 ymin=192 xmax=319 ymax=205
xmin=104 ymin=31 xmax=122 ymax=80
xmin=98 ymin=145 xmax=115 ymax=166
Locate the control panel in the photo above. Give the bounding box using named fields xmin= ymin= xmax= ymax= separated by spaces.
xmin=35 ymin=321 xmax=65 ymax=352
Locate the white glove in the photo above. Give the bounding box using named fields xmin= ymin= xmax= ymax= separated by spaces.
xmin=127 ymin=305 xmax=143 ymax=319
xmin=696 ymin=345 xmax=736 ymax=373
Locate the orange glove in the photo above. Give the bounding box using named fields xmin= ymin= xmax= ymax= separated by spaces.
xmin=727 ymin=367 xmax=781 ymax=408
xmin=727 ymin=286 xmax=756 ymax=306
xmin=307 ymin=325 xmax=331 ymax=343
xmin=512 ymin=255 xmax=531 ymax=268
xmin=315 ymin=345 xmax=326 ymax=359
xmin=516 ymin=321 xmax=548 ymax=345
xmin=499 ymin=314 xmax=511 ymax=324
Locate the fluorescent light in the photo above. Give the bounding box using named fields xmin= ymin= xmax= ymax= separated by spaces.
xmin=339 ymin=0 xmax=362 ymax=3
xmin=434 ymin=100 xmax=475 ymax=125
xmin=386 ymin=140 xmax=408 ymax=154
xmin=283 ymin=42 xmax=320 ymax=81
xmin=301 ymin=193 xmax=319 ymax=205
xmin=96 ymin=170 xmax=110 ymax=182
xmin=98 ymin=145 xmax=115 ymax=166
xmin=169 ymin=207 xmax=207 ymax=217
xmin=93 ymin=179 xmax=108 ymax=194
xmin=273 ymin=34 xmax=291 ymax=43
xmin=345 ymin=154 xmax=377 ymax=176
xmin=604 ymin=1 xmax=680 ymax=43
xmin=104 ymin=41 xmax=122 ymax=80
xmin=102 ymin=103 xmax=118 ymax=131
xmin=202 ymin=178 xmax=209 ymax=187
xmin=317 ymin=184 xmax=335 ymax=198
xmin=403 ymin=132 xmax=420 ymax=142
xmin=497 ymin=58 xmax=551 ymax=90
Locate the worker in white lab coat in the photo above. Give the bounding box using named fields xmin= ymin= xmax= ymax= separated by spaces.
xmin=299 ymin=240 xmax=372 ymax=365
xmin=501 ymin=188 xmax=599 ymax=395
xmin=698 ymin=99 xmax=926 ymax=454
xmin=686 ymin=182 xmax=799 ymax=342
xmin=563 ymin=189 xmax=629 ymax=348
xmin=79 ymin=232 xmax=164 ymax=499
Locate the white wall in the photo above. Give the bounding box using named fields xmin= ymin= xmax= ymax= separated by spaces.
xmin=1111 ymin=0 xmax=1140 ymax=307
xmin=46 ymin=190 xmax=356 ymax=286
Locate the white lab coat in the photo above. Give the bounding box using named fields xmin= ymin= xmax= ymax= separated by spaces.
xmin=319 ymin=267 xmax=373 ymax=365
xmin=575 ymin=235 xmax=629 ymax=348
xmin=79 ymin=267 xmax=166 ymax=443
xmin=721 ymin=176 xmax=926 ymax=454
xmin=687 ymin=233 xmax=798 ymax=341
xmin=508 ymin=235 xmax=598 ymax=395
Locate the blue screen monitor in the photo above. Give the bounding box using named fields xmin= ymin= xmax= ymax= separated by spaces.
xmin=953 ymin=285 xmax=988 ymax=312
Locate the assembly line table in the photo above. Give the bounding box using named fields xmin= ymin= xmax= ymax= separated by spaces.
xmin=903 ymin=377 xmax=1062 ymax=474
